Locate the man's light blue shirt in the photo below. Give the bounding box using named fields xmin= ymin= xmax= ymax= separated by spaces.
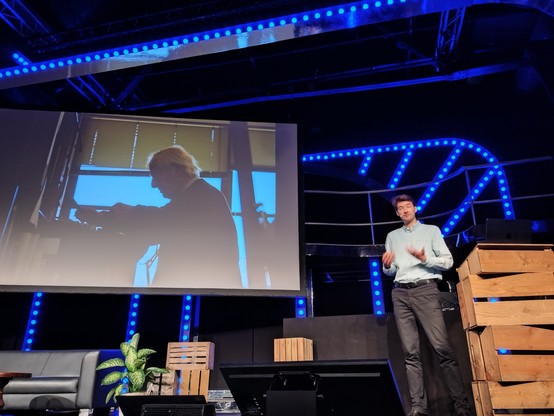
xmin=382 ymin=220 xmax=453 ymax=283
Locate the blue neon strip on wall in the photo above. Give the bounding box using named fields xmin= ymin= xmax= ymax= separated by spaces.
xmin=296 ymin=297 xmax=308 ymax=318
xmin=22 ymin=292 xmax=43 ymax=351
xmin=370 ymin=261 xmax=385 ymax=315
xmin=125 ymin=294 xmax=141 ymax=341
xmin=180 ymin=295 xmax=194 ymax=341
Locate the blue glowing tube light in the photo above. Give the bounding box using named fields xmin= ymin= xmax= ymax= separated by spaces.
xmin=125 ymin=294 xmax=141 ymax=341
xmin=370 ymin=261 xmax=385 ymax=315
xmin=21 ymin=292 xmax=43 ymax=351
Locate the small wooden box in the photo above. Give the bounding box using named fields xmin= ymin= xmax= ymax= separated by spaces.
xmin=274 ymin=337 xmax=314 ymax=362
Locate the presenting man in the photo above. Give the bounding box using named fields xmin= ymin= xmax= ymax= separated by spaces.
xmin=382 ymin=194 xmax=472 ymax=416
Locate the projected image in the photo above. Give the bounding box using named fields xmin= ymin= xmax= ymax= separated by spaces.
xmin=0 ymin=110 xmax=301 ymax=293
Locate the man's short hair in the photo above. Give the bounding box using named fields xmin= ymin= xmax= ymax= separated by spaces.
xmin=391 ymin=194 xmax=415 ymax=208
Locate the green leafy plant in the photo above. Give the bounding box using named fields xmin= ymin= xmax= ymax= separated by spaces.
xmin=96 ymin=332 xmax=169 ymax=403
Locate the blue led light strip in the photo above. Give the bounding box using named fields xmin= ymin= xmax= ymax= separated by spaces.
xmin=417 ymin=145 xmax=463 ymax=213
xmin=296 ymin=297 xmax=307 ymax=318
xmin=441 ymin=166 xmax=513 ymax=235
xmin=303 ymin=138 xmax=514 ymax=235
xmin=0 ymin=0 xmax=411 ymax=87
xmin=387 ymin=148 xmax=414 ymax=189
xmin=357 ymin=153 xmax=373 ymax=175
xmin=179 ymin=295 xmax=194 ymax=341
xmin=125 ymin=294 xmax=141 ymax=342
xmin=370 ymin=261 xmax=385 ymax=315
xmin=11 ymin=51 xmax=30 ymax=66
xmin=21 ymin=292 xmax=43 ymax=351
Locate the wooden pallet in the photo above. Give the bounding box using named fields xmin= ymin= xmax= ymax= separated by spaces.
xmin=165 ymin=341 xmax=215 ymax=399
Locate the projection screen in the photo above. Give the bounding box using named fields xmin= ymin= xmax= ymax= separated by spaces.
xmin=0 ymin=109 xmax=303 ymax=295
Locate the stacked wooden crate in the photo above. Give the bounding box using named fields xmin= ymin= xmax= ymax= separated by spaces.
xmin=456 ymin=243 xmax=554 ymax=416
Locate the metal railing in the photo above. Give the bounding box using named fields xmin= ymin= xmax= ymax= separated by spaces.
xmin=303 ymin=155 xmax=553 ymax=254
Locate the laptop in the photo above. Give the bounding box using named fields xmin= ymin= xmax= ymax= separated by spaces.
xmin=485 ymin=218 xmax=532 ymax=243
xmin=116 ymin=395 xmax=206 ymax=416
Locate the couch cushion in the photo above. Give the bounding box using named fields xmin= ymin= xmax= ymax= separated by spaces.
xmin=41 ymin=351 xmax=87 ymax=376
xmin=0 ymin=351 xmax=50 ymax=374
xmin=4 ymin=377 xmax=79 ymax=394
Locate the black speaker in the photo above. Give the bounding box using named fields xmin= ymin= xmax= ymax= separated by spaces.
xmin=266 ymin=390 xmax=317 ymax=416
xmin=266 ymin=371 xmax=318 ymax=416
xmin=140 ymin=403 xmax=216 ymax=416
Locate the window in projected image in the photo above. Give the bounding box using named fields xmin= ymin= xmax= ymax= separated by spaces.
xmin=70 ymin=170 xmax=276 ymax=288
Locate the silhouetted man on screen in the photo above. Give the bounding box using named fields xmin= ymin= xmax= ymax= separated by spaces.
xmin=76 ymin=145 xmax=240 ymax=288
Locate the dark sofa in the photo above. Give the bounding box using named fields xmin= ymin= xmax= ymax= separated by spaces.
xmin=0 ymin=349 xmax=123 ymax=415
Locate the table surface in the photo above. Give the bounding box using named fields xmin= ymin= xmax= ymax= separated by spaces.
xmin=0 ymin=372 xmax=32 ymax=378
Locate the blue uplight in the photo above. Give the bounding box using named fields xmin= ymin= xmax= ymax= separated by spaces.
xmin=22 ymin=292 xmax=44 ymax=351
xmin=125 ymin=294 xmax=141 ymax=341
xmin=371 ymin=261 xmax=385 ymax=314
xmin=296 ymin=296 xmax=308 ymax=318
xmin=180 ymin=295 xmax=194 ymax=342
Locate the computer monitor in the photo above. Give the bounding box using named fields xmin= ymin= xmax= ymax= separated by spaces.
xmin=485 ymin=218 xmax=532 ymax=243
xmin=116 ymin=394 xmax=206 ymax=416
xmin=219 ymin=359 xmax=404 ymax=416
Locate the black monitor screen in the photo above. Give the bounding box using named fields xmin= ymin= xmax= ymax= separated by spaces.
xmin=116 ymin=394 xmax=206 ymax=416
xmin=219 ymin=360 xmax=404 ymax=416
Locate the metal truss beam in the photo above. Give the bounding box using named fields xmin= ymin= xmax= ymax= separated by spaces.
xmin=0 ymin=0 xmax=118 ymax=107
xmin=435 ymin=8 xmax=466 ymax=59
xmin=65 ymin=75 xmax=112 ymax=108
xmin=0 ymin=0 xmax=49 ymax=39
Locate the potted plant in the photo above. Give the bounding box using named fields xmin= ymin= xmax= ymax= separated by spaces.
xmin=96 ymin=332 xmax=169 ymax=403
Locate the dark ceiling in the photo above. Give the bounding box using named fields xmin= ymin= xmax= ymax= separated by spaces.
xmin=0 ymin=1 xmax=553 ymax=135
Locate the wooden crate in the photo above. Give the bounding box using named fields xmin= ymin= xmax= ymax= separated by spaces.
xmin=165 ymin=341 xmax=215 ymax=399
xmin=473 ymin=380 xmax=554 ymax=416
xmin=456 ymin=244 xmax=554 ymax=330
xmin=457 ymin=271 xmax=554 ymax=329
xmin=457 ymin=243 xmax=554 ymax=416
xmin=274 ymin=337 xmax=313 ymax=362
xmin=463 ymin=243 xmax=554 ymax=276
xmin=467 ymin=325 xmax=554 ymax=382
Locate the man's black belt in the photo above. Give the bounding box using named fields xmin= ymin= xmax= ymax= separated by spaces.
xmin=394 ymin=279 xmax=438 ymax=289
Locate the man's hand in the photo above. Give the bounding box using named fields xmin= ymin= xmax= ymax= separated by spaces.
xmin=407 ymin=246 xmax=426 ymax=262
xmin=75 ymin=203 xmax=133 ymax=225
xmin=382 ymin=251 xmax=395 ymax=268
